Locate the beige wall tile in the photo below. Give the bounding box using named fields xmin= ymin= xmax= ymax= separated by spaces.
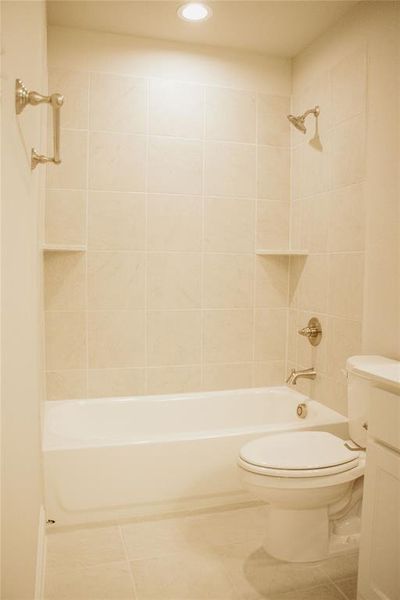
xmin=147 ymin=194 xmax=202 ymax=252
xmin=257 ymin=146 xmax=290 ymax=201
xmin=255 ymin=256 xmax=289 ymax=308
xmin=47 ymin=130 xmax=88 ymax=190
xmin=331 ymin=114 xmax=365 ymax=189
xmin=203 ymin=309 xmax=253 ymax=363
xmin=90 ymin=73 xmax=147 ymax=133
xmin=300 ymin=193 xmax=329 ymax=253
xmin=203 ymin=254 xmax=253 ymax=309
xmin=257 ymin=94 xmax=290 ymax=147
xmin=256 ymin=201 xmax=289 ymax=249
xmin=296 ymin=311 xmax=329 ymax=374
xmin=45 ymin=190 xmax=87 ymax=246
xmin=87 ymin=368 xmax=145 ymax=398
xmin=147 ymin=365 xmax=202 ymax=395
xmin=147 ymin=253 xmax=201 ymax=309
xmin=205 ymin=141 xmax=256 ymax=198
xmin=87 ymin=252 xmax=145 ymax=310
xmin=327 ymin=317 xmax=362 ymax=378
xmin=46 ymin=370 xmax=87 ymax=401
xmin=88 ymin=192 xmax=145 ymax=251
xmin=148 ymin=137 xmax=203 ymax=195
xmin=89 ymin=132 xmax=146 ymax=192
xmin=331 ymin=49 xmax=367 ymax=125
xmin=44 ymin=252 xmax=86 ymax=310
xmin=149 ymin=79 xmax=203 ymax=139
xmin=297 ymin=137 xmax=330 ymax=199
xmin=204 ymin=197 xmax=254 ymax=253
xmin=205 ymin=87 xmax=256 ymax=143
xmin=49 ymin=68 xmax=89 ymax=130
xmin=88 ymin=310 xmax=145 ymax=368
xmin=254 ymin=361 xmax=285 ymax=386
xmin=327 ymin=184 xmax=365 ymax=252
xmin=328 ymin=253 xmax=364 ymax=320
xmin=147 ymin=310 xmax=202 ymax=366
xmin=45 ymin=312 xmax=87 ymax=370
xmin=296 ymin=254 xmax=329 ymax=313
xmin=254 ymin=308 xmax=287 ymax=361
xmin=203 ymin=363 xmax=253 ymax=391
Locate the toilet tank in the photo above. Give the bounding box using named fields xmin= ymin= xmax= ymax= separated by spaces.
xmin=347 ymin=355 xmax=400 ymax=448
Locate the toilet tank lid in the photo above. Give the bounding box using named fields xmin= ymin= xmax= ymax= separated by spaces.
xmin=347 ymin=355 xmax=400 ymax=387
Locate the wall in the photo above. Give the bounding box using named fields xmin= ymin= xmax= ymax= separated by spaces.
xmin=44 ymin=26 xmax=292 ymax=400
xmin=1 ymin=1 xmax=47 ymax=597
xmin=287 ymin=1 xmax=400 ymax=414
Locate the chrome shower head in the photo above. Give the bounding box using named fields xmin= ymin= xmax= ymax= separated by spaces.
xmin=287 ymin=105 xmax=320 ymax=134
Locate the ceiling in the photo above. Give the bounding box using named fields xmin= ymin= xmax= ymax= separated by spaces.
xmin=47 ymin=1 xmax=358 ymax=58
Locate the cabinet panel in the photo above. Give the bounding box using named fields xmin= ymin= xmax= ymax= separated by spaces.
xmin=358 ymin=439 xmax=400 ymax=600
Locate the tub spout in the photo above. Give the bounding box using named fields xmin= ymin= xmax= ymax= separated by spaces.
xmin=286 ymin=367 xmax=316 ymax=385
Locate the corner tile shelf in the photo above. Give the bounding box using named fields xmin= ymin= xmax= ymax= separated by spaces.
xmin=256 ymin=249 xmax=309 ymax=256
xmin=42 ymin=243 xmax=87 ymax=253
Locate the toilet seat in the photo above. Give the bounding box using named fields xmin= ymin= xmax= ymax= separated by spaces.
xmin=239 ymin=431 xmax=361 ymax=478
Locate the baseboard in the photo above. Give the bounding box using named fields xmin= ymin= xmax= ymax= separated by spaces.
xmin=34 ymin=505 xmax=47 ymax=600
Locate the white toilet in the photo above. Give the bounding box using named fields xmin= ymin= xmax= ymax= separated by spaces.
xmin=238 ymin=358 xmax=369 ymax=563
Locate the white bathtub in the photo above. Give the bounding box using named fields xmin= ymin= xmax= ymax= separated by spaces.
xmin=43 ymin=386 xmax=348 ymax=526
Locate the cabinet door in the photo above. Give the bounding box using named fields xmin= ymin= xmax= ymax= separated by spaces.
xmin=358 ymin=439 xmax=400 ymax=600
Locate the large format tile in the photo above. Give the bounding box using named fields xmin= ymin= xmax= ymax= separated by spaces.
xmin=257 ymin=94 xmax=290 ymax=147
xmin=206 ymin=87 xmax=256 ymax=143
xmin=204 ymin=196 xmax=255 ymax=254
xmin=88 ymin=310 xmax=145 ymax=368
xmin=44 ymin=252 xmax=86 ymax=311
xmin=130 ymin=548 xmax=235 ymax=600
xmin=148 ymin=137 xmax=203 ymax=195
xmin=46 ymin=369 xmax=87 ymax=401
xmin=87 ymin=252 xmax=145 ymax=310
xmin=331 ymin=49 xmax=367 ymax=125
xmin=257 ymin=146 xmax=290 ymax=202
xmin=45 ymin=562 xmax=135 ymax=600
xmin=147 ymin=253 xmax=201 ymax=309
xmin=147 ymin=310 xmax=202 ymax=366
xmin=45 ymin=311 xmax=87 ymax=371
xmin=90 ymin=72 xmax=147 ymax=134
xmin=87 ymin=368 xmax=146 ymax=398
xmin=45 ymin=190 xmax=86 ymax=246
xmin=149 ymin=79 xmax=203 ymax=139
xmin=204 ymin=253 xmax=253 ymax=309
xmin=203 ymin=309 xmax=253 ymax=363
xmin=46 ymin=526 xmax=125 ymax=569
xmin=147 ymin=194 xmax=202 ymax=252
xmin=89 ymin=132 xmax=146 ymax=192
xmin=205 ymin=141 xmax=256 ymax=198
xmin=88 ymin=192 xmax=145 ymax=251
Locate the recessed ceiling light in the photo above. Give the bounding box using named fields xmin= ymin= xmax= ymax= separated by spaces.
xmin=177 ymin=3 xmax=212 ymax=22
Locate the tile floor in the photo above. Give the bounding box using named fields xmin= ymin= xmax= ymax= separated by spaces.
xmin=45 ymin=506 xmax=358 ymax=600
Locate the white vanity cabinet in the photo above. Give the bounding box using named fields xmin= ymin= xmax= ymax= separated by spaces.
xmin=357 ymin=384 xmax=400 ymax=600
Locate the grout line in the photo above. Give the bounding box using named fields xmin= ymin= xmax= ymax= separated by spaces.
xmin=118 ymin=525 xmax=138 ymax=599
xmin=84 ymin=69 xmax=91 ymax=400
xmin=200 ymin=86 xmax=206 ymax=388
xmin=143 ymin=79 xmax=150 ymax=394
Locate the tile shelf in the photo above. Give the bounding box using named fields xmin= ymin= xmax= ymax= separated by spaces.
xmin=256 ymin=249 xmax=309 ymax=256
xmin=43 ymin=243 xmax=87 ymax=253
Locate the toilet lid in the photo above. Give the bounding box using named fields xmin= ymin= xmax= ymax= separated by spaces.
xmin=239 ymin=431 xmax=360 ymax=477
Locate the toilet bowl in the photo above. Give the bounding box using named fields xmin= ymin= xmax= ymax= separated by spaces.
xmin=238 ymin=430 xmax=365 ymax=562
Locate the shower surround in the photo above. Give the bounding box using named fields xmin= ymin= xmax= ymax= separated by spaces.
xmin=44 ymin=27 xmax=292 ymax=400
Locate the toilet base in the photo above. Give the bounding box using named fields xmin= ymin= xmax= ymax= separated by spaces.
xmin=263 ymin=507 xmax=329 ymax=562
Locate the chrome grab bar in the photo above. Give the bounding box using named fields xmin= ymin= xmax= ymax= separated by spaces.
xmin=15 ymin=79 xmax=64 ymax=170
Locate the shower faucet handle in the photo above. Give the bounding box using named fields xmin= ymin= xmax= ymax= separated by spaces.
xmin=298 ymin=317 xmax=322 ymax=347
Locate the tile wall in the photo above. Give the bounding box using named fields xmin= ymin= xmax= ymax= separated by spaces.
xmin=44 ymin=61 xmax=291 ymax=399
xmin=287 ymin=48 xmax=367 ymax=414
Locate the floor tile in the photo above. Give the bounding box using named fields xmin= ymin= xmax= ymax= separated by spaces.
xmin=45 ymin=562 xmax=136 ymax=600
xmin=319 ymin=551 xmax=359 ymax=581
xmin=130 ymin=548 xmax=236 ymax=600
xmin=121 ymin=514 xmax=206 ymax=560
xmin=335 ymin=576 xmax=358 ymax=600
xmin=268 ymin=583 xmax=346 ymax=600
xmin=196 ymin=506 xmax=268 ymax=547
xmin=219 ymin=543 xmax=330 ymax=598
xmin=46 ymin=526 xmax=126 ymax=568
